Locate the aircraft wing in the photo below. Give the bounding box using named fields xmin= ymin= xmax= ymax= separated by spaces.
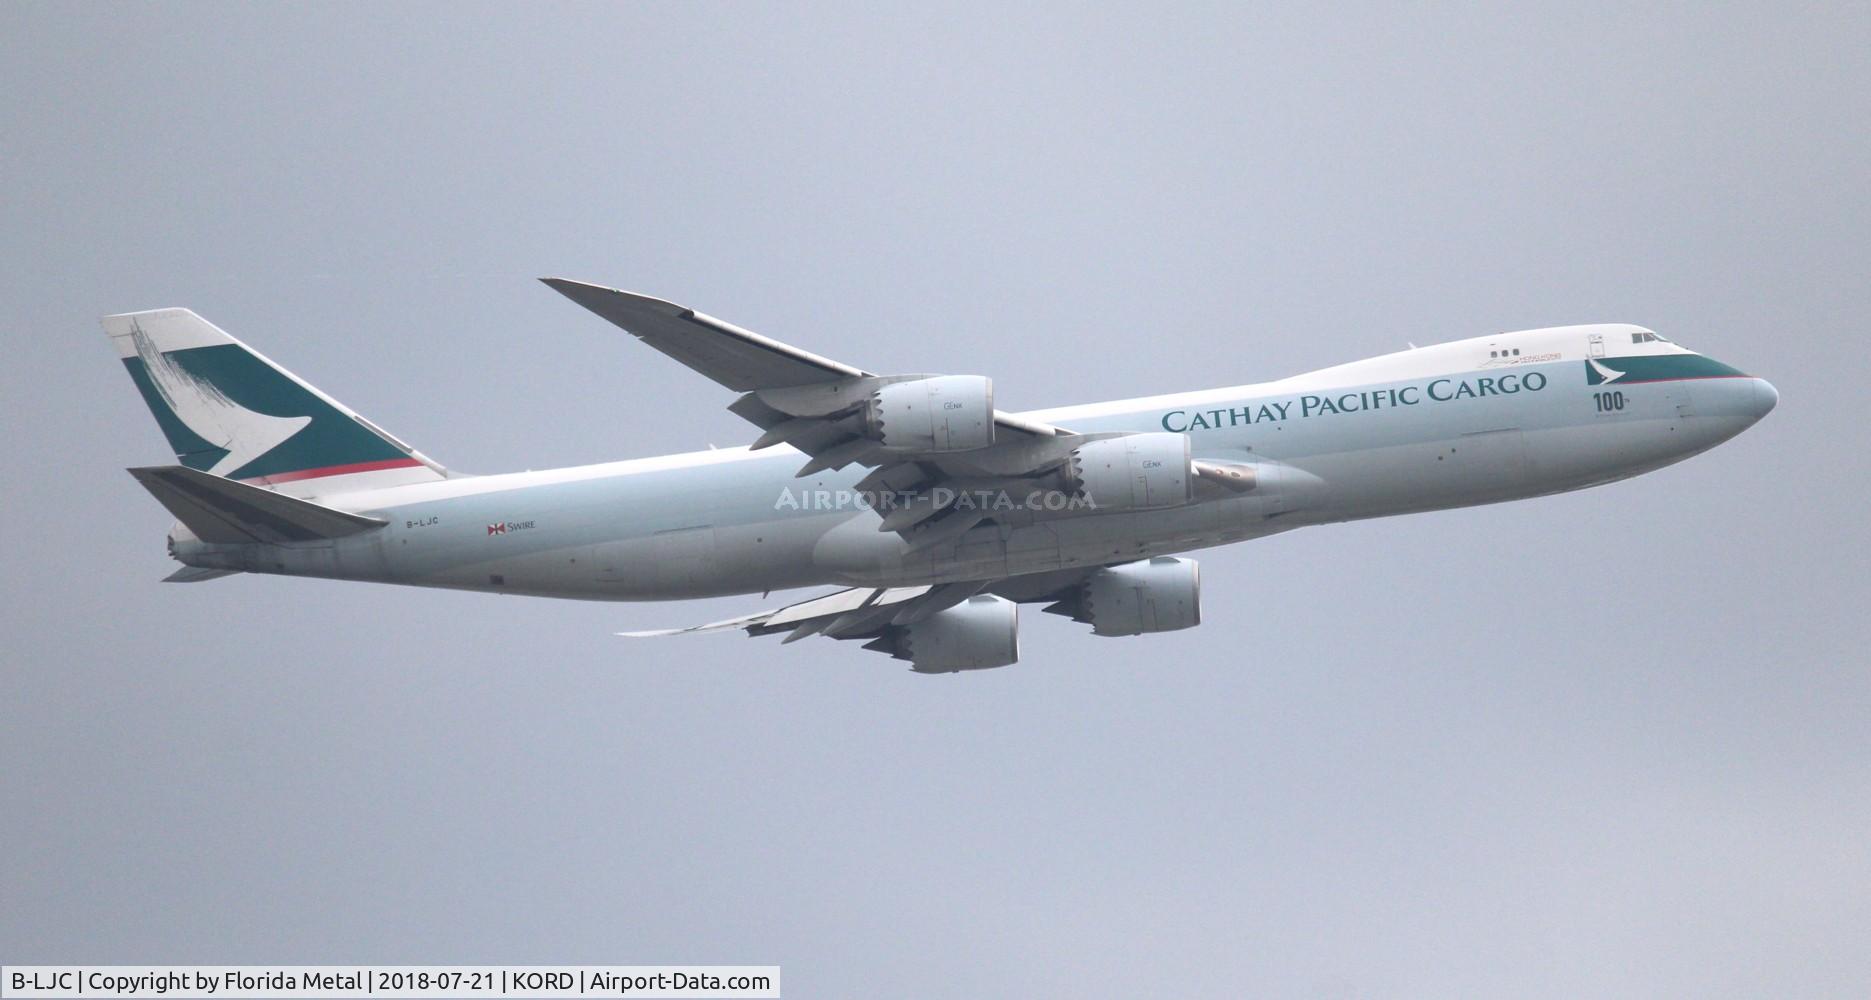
xmin=542 ymin=277 xmax=1072 ymax=436
xmin=541 ymin=279 xmax=872 ymax=392
xmin=620 ymin=570 xmax=1097 ymax=663
xmin=621 ymin=584 xmax=944 ymax=643
xmin=544 ymin=278 xmax=1249 ymax=549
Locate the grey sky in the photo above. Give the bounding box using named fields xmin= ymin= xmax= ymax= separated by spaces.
xmin=4 ymin=3 xmax=1868 ymax=997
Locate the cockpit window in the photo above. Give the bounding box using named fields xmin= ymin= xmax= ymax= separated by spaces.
xmin=1630 ymin=331 xmax=1669 ymax=344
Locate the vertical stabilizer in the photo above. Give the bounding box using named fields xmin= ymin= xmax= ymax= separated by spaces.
xmin=102 ymin=308 xmax=448 ymax=497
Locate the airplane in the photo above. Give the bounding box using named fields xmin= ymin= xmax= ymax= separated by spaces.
xmin=106 ymin=279 xmax=1777 ymax=672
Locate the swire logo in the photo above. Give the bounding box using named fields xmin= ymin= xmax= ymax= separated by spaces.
xmin=487 ymin=523 xmax=506 ymax=536
xmin=487 ymin=520 xmax=536 ymax=536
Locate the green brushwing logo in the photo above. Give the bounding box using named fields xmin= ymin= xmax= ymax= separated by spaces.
xmin=123 ymin=322 xmax=405 ymax=479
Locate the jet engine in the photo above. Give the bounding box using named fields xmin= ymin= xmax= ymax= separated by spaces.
xmin=1047 ymin=556 xmax=1201 ymax=636
xmin=866 ymin=375 xmax=995 ymax=452
xmin=865 ymin=594 xmax=1019 ymax=672
xmin=1065 ymin=433 xmax=1193 ymax=510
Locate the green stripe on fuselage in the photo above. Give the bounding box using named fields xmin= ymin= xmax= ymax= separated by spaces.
xmin=1587 ymin=354 xmax=1746 ymax=386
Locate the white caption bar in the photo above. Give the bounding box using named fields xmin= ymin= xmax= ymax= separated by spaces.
xmin=2 ymin=968 xmax=779 ymax=999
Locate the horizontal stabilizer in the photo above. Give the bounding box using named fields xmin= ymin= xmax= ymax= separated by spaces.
xmin=163 ymin=566 xmax=241 ymax=583
xmin=129 ymin=465 xmax=385 ymax=544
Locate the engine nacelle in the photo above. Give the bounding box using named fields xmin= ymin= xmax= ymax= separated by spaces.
xmin=871 ymin=594 xmax=1019 ymax=673
xmin=866 ymin=375 xmax=995 ymax=452
xmin=1062 ymin=556 xmax=1201 ymax=636
xmin=1066 ymin=433 xmax=1193 ymax=511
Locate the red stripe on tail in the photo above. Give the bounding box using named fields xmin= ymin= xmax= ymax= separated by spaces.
xmin=240 ymin=457 xmax=424 ymax=486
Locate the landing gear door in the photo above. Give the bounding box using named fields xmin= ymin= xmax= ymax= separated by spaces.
xmin=595 ymin=524 xmax=718 ymax=593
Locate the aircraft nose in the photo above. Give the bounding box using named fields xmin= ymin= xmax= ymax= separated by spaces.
xmin=1750 ymin=377 xmax=1779 ymax=420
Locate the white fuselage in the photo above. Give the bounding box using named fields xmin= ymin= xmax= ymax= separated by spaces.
xmin=168 ymin=323 xmax=1776 ymax=601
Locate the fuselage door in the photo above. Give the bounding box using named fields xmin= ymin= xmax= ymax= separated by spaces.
xmin=1588 ymin=333 xmax=1606 ymax=359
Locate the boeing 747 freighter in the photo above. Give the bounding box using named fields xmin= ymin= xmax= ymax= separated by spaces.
xmin=108 ymin=279 xmax=1776 ymax=671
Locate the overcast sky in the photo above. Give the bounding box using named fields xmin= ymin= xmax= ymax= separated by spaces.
xmin=4 ymin=3 xmax=1868 ymax=997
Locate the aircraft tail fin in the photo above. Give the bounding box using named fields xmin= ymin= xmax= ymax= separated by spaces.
xmin=102 ymin=308 xmax=448 ymax=498
xmin=128 ymin=465 xmax=387 ymax=545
